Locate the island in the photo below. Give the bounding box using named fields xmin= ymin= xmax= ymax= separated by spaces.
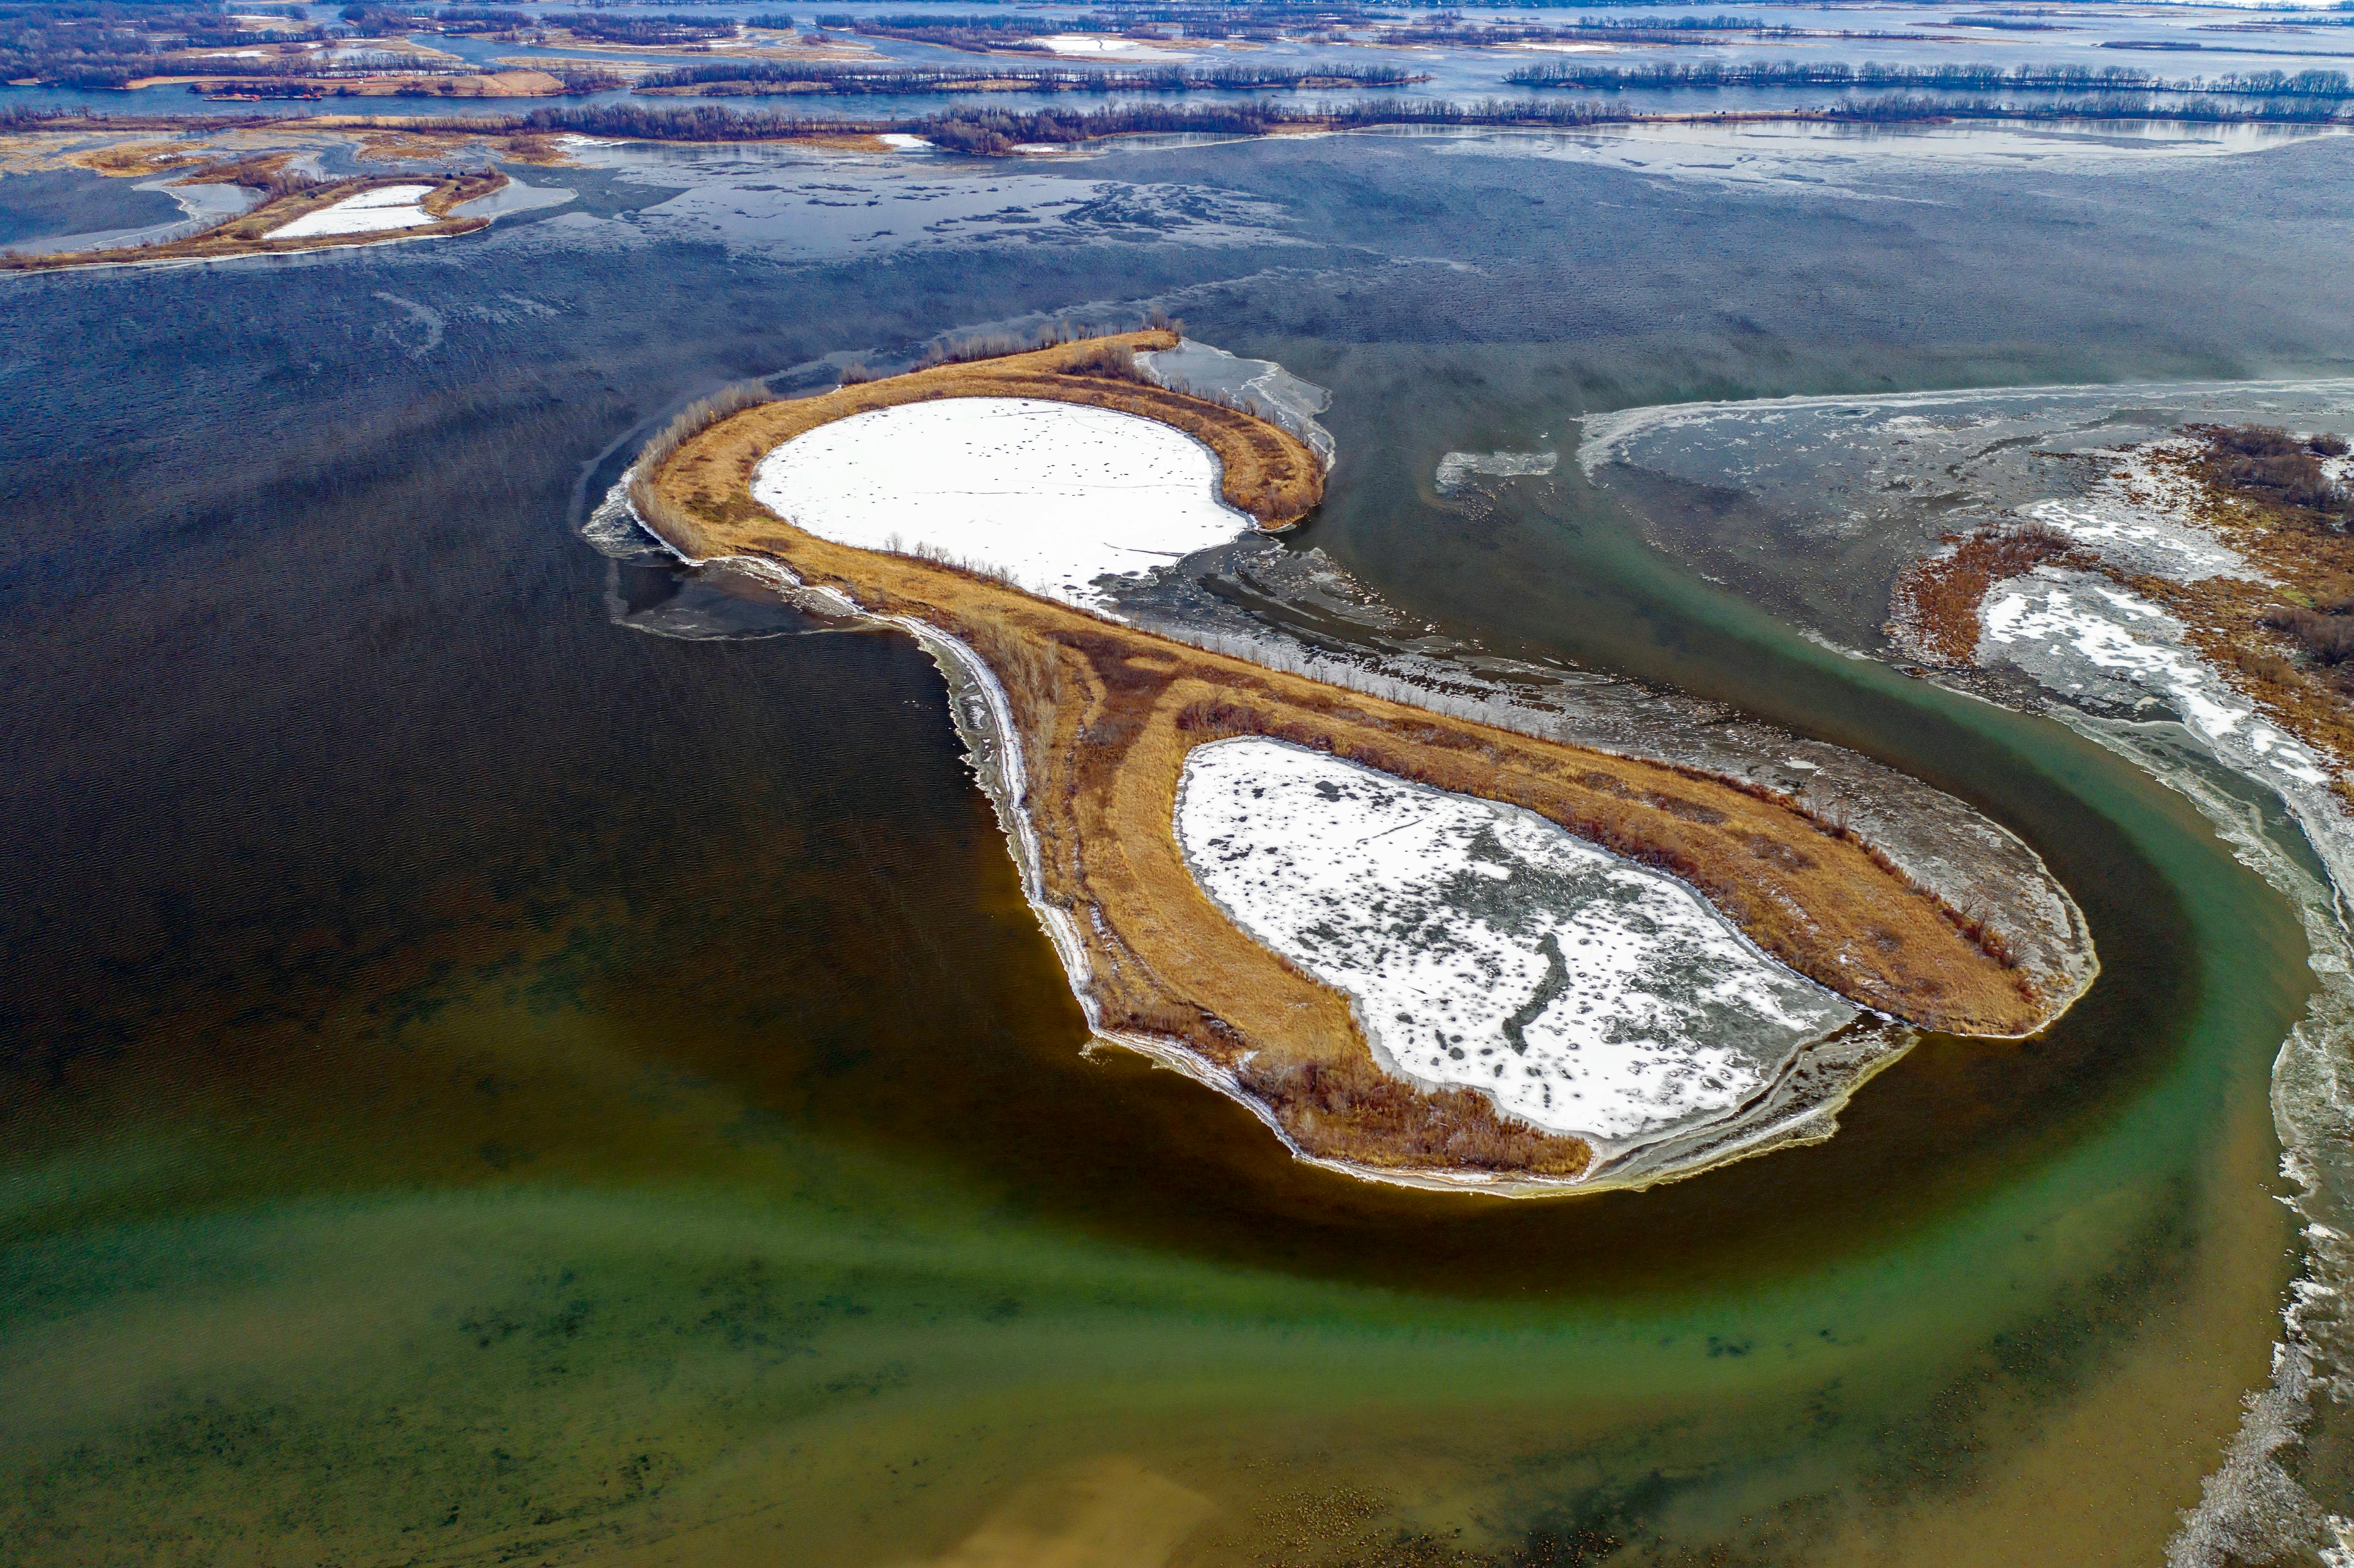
xmin=631 ymin=329 xmax=2079 ymax=1189
xmin=0 ymin=161 xmax=504 ymax=273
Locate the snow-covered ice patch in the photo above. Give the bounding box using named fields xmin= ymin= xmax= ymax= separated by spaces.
xmin=1035 ymin=34 xmax=1182 ymax=56
xmin=270 ymin=184 xmax=438 ymax=238
xmin=1435 ymin=449 xmax=1557 ymax=495
xmin=1174 ymin=738 xmax=1856 ymax=1142
xmin=877 ymin=133 xmax=934 ymax=150
xmin=2021 ymin=439 xmax=2257 ymax=582
xmin=1982 ymin=571 xmax=2332 ymax=786
xmin=750 ymin=397 xmax=1251 ymax=612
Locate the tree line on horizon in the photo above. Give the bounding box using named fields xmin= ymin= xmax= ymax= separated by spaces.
xmin=1507 ymin=58 xmax=2354 ymax=100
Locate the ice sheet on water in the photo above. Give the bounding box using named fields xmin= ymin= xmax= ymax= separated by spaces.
xmin=1434 ymin=450 xmax=1557 ymax=495
xmin=1174 ymin=737 xmax=1856 ymax=1142
xmin=751 ymin=397 xmax=1251 ymax=613
xmin=1136 ymin=337 xmax=1336 ymax=468
xmin=1981 ymin=569 xmax=2332 ymax=787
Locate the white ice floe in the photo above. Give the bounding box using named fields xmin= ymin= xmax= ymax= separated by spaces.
xmin=876 ymin=133 xmax=935 ymax=150
xmin=750 ymin=396 xmax=1250 ymax=612
xmin=1035 ymin=34 xmax=1179 ymax=55
xmin=1982 ymin=572 xmax=2332 ymax=786
xmin=1435 ymin=449 xmax=1557 ymax=495
xmin=269 ymin=184 xmax=438 ymax=238
xmin=1174 ymin=738 xmax=1855 ymax=1142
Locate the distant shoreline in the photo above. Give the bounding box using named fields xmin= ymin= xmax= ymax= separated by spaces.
xmin=3 ymin=95 xmax=2344 ymax=165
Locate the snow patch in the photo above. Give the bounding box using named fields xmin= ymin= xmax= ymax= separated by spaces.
xmin=270 ymin=184 xmax=437 ymax=238
xmin=2023 ymin=439 xmax=2257 ymax=582
xmin=1034 ymin=34 xmax=1182 ymax=56
xmin=1981 ymin=573 xmax=2332 ymax=786
xmin=750 ymin=396 xmax=1251 ymax=613
xmin=1174 ymin=738 xmax=1856 ymax=1142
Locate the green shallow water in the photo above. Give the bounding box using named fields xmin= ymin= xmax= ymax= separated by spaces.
xmin=7 ymin=130 xmax=2353 ymax=1565
xmin=0 ymin=447 xmax=2314 ymax=1565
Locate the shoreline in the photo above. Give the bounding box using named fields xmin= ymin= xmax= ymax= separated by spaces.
xmin=2 ymin=100 xmax=2344 ymax=168
xmin=624 ymin=333 xmax=2089 ymax=1191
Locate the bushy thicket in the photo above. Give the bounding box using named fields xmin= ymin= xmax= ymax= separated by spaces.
xmin=633 ymin=59 xmax=1416 ymax=95
xmin=2211 ymin=424 xmax=2353 ymax=523
xmin=1510 ymin=57 xmax=2354 ymax=100
xmin=433 ymin=7 xmax=532 ymax=31
xmin=542 ymin=9 xmax=735 ymax=42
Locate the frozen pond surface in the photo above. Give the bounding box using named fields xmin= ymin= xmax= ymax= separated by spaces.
xmin=271 ymin=184 xmax=438 ymax=238
xmin=750 ymin=396 xmax=1252 ymax=612
xmin=1175 ymin=737 xmax=1856 ymax=1144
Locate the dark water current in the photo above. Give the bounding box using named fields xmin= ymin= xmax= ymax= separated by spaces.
xmin=4 ymin=125 xmax=2354 ymax=1565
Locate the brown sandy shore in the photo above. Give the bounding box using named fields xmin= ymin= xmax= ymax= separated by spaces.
xmin=638 ymin=331 xmax=2074 ymax=1188
xmin=0 ymin=165 xmax=505 ymax=272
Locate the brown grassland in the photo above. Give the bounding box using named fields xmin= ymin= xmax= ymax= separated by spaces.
xmin=1890 ymin=523 xmax=2096 ymax=664
xmin=0 ymin=167 xmax=505 ymax=272
xmin=642 ymin=332 xmax=2057 ymax=1181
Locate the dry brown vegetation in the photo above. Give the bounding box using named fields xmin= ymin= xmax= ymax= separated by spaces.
xmin=2210 ymin=422 xmax=2353 ymax=524
xmin=0 ymin=168 xmax=505 ymax=272
xmin=63 ymin=140 xmax=213 ymax=177
xmin=641 ymin=334 xmax=2055 ymax=1180
xmin=2111 ymin=430 xmax=2354 ymax=797
xmin=1890 ymin=523 xmax=2093 ymax=663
